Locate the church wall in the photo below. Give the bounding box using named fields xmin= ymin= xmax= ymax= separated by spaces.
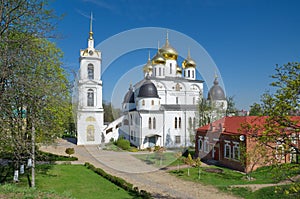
xmin=77 ymin=111 xmax=102 ymax=145
xmin=79 ymin=57 xmax=101 ymax=80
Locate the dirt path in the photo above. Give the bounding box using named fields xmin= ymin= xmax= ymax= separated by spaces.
xmin=40 ymin=139 xmax=239 ymax=199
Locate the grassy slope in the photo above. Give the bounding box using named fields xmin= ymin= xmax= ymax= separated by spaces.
xmin=170 ymin=164 xmax=300 ymax=199
xmin=35 ymin=164 xmax=134 ymax=199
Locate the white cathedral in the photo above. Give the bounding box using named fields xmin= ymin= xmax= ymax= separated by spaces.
xmin=75 ymin=21 xmax=227 ymax=148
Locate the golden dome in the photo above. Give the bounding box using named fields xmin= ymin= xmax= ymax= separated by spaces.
xmin=182 ymin=49 xmax=196 ymax=69
xmin=176 ymin=65 xmax=182 ymax=74
xmin=143 ymin=59 xmax=153 ymax=73
xmin=159 ymin=34 xmax=178 ymax=60
xmin=151 ymin=52 xmax=166 ymax=65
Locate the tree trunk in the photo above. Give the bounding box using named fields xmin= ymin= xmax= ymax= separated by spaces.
xmin=31 ymin=123 xmax=35 ymax=188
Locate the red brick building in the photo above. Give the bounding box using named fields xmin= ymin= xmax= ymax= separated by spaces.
xmin=195 ymin=116 xmax=300 ymax=172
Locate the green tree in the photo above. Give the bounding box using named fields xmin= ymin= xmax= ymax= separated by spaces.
xmin=198 ymin=98 xmax=212 ymax=127
xmin=0 ymin=1 xmax=68 ymax=188
xmin=249 ymin=102 xmax=263 ymax=116
xmin=244 ymin=62 xmax=300 ymax=193
xmin=103 ymin=101 xmax=122 ymax=123
xmin=184 ymin=153 xmax=194 ymax=176
xmin=226 ymin=96 xmax=237 ymax=116
xmin=65 ymin=148 xmax=75 ymax=157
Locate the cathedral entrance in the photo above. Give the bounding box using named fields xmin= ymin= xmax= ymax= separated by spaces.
xmin=149 ymin=137 xmax=156 ymax=147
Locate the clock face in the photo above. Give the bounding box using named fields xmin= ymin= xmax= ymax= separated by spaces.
xmin=89 ymin=50 xmax=93 ymax=55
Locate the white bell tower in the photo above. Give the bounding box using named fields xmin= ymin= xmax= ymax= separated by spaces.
xmin=76 ymin=13 xmax=104 ymax=145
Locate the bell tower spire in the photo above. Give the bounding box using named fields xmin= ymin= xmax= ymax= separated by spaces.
xmin=88 ymin=12 xmax=94 ymax=48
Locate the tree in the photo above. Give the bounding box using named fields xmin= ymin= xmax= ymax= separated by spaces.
xmin=244 ymin=62 xmax=300 ymax=193
xmin=249 ymin=103 xmax=263 ymax=116
xmin=198 ymin=98 xmax=212 ymax=127
xmin=65 ymin=148 xmax=75 ymax=157
xmin=184 ymin=153 xmax=194 ymax=176
xmin=0 ymin=1 xmax=68 ymax=188
xmin=226 ymin=96 xmax=237 ymax=116
xmin=194 ymin=157 xmax=202 ymax=180
xmin=103 ymin=101 xmax=122 ymax=123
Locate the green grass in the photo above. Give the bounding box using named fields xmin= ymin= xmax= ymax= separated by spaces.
xmin=170 ymin=164 xmax=300 ymax=199
xmin=35 ymin=164 xmax=135 ymax=199
xmin=1 ymin=164 xmax=139 ymax=199
xmin=133 ymin=152 xmax=179 ymax=167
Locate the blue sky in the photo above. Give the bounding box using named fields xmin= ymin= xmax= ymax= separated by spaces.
xmin=51 ymin=0 xmax=300 ymax=110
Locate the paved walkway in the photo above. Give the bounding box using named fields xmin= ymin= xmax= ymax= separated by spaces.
xmin=40 ymin=139 xmax=239 ymax=199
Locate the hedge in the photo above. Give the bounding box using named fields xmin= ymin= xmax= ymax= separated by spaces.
xmin=84 ymin=162 xmax=152 ymax=198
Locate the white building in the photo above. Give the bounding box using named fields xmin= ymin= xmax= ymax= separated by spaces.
xmin=74 ymin=21 xmax=226 ymax=148
xmin=75 ymin=16 xmax=104 ymax=145
xmin=118 ymin=35 xmax=205 ymax=149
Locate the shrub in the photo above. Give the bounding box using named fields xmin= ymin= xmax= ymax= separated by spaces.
xmin=116 ymin=138 xmax=130 ymax=150
xmin=84 ymin=163 xmax=151 ymax=197
xmin=65 ymin=148 xmax=75 ymax=157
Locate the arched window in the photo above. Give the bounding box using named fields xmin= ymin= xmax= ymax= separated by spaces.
xmin=151 ymin=100 xmax=154 ymax=106
xmin=148 ymin=117 xmax=152 ymax=129
xmin=87 ymin=89 xmax=94 ymax=106
xmin=179 ymin=117 xmax=181 ymax=129
xmin=188 ymin=70 xmax=190 ymax=77
xmin=189 ymin=117 xmax=192 ymax=129
xmin=153 ymin=117 xmax=156 ymax=129
xmin=159 ymin=67 xmax=161 ymax=76
xmin=170 ymin=63 xmax=172 ymax=74
xmin=87 ymin=125 xmax=95 ymax=141
xmin=192 ymin=70 xmax=194 ymax=78
xmin=88 ymin=64 xmax=94 ymax=80
xmin=130 ymin=114 xmax=133 ymax=125
xmin=142 ymin=100 xmax=145 ymax=106
xmin=193 ymin=117 xmax=196 ymax=130
xmin=175 ymin=117 xmax=178 ymax=129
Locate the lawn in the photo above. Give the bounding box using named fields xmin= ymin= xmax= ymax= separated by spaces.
xmin=1 ymin=164 xmax=138 ymax=199
xmin=133 ymin=152 xmax=180 ymax=168
xmin=35 ymin=164 xmax=136 ymax=199
xmin=169 ymin=164 xmax=300 ymax=199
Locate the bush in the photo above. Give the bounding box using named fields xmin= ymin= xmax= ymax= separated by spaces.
xmin=84 ymin=162 xmax=152 ymax=197
xmin=116 ymin=138 xmax=130 ymax=150
xmin=65 ymin=148 xmax=75 ymax=157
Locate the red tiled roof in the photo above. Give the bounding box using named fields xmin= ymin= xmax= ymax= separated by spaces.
xmin=197 ymin=116 xmax=300 ymax=135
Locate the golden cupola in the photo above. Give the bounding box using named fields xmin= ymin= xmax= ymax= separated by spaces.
xmin=176 ymin=65 xmax=182 ymax=74
xmin=159 ymin=32 xmax=178 ymax=60
xmin=182 ymin=49 xmax=196 ymax=69
xmin=151 ymin=51 xmax=166 ymax=65
xmin=143 ymin=53 xmax=153 ymax=73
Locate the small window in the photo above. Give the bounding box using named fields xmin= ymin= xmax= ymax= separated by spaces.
xmin=224 ymin=141 xmax=231 ymax=159
xmin=88 ymin=64 xmax=94 ymax=79
xmin=170 ymin=63 xmax=172 ymax=74
xmin=188 ymin=70 xmax=190 ymax=77
xmin=151 ymin=100 xmax=154 ymax=106
xmin=148 ymin=117 xmax=152 ymax=129
xmin=174 ymin=117 xmax=178 ymax=129
xmin=130 ymin=130 xmax=133 ymax=140
xmin=175 ymin=136 xmax=181 ymax=144
xmin=204 ymin=137 xmax=209 ymax=153
xmin=233 ymin=142 xmax=240 ymax=160
xmin=198 ymin=137 xmax=203 ymax=151
xmin=142 ymin=100 xmax=145 ymax=106
xmin=153 ymin=117 xmax=156 ymax=129
xmin=189 ymin=117 xmax=192 ymax=129
xmin=159 ymin=68 xmax=161 ymax=76
xmin=130 ymin=114 xmax=133 ymax=125
xmin=87 ymin=89 xmax=94 ymax=106
xmin=178 ymin=117 xmax=181 ymax=129
xmin=193 ymin=117 xmax=196 ymax=130
xmin=176 ymin=97 xmax=178 ymax=104
xmin=192 ymin=70 xmax=194 ymax=78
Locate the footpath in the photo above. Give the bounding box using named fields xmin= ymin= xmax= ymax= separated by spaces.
xmin=40 ymin=139 xmax=239 ymax=199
